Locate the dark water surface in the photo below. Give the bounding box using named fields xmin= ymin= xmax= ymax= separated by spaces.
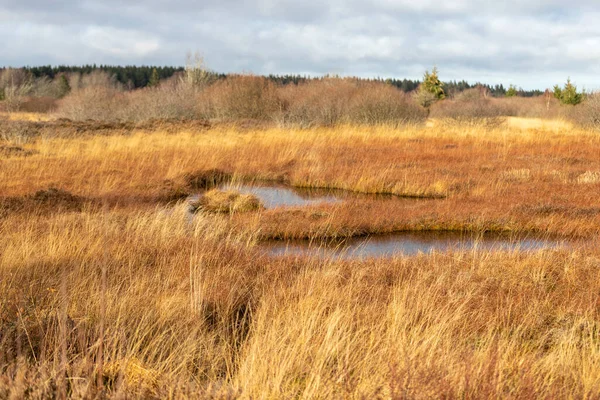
xmin=263 ymin=231 xmax=562 ymax=259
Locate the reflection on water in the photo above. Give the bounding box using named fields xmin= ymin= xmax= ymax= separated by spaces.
xmin=184 ymin=183 xmax=563 ymax=257
xmin=263 ymin=231 xmax=562 ymax=259
xmin=187 ymin=182 xmax=401 ymax=214
xmin=218 ymin=183 xmax=341 ymax=208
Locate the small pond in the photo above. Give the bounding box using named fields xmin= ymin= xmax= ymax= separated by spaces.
xmin=263 ymin=231 xmax=562 ymax=259
xmin=217 ymin=182 xmax=394 ymax=209
xmin=186 ymin=182 xmax=563 ymax=259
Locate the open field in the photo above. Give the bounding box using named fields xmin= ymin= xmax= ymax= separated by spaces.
xmin=2 ymin=114 xmax=600 ymax=398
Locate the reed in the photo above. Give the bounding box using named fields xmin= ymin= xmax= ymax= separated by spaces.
xmin=2 ymin=117 xmax=600 ymax=397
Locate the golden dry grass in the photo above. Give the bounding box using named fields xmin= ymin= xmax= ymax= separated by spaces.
xmin=0 ymin=111 xmax=55 ymax=122
xmin=2 ymin=122 xmax=600 ymax=236
xmin=194 ymin=189 xmax=264 ymax=213
xmin=504 ymin=117 xmax=573 ymax=132
xmin=2 ymin=118 xmax=600 ymax=398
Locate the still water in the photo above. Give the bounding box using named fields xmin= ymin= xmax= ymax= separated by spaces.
xmin=263 ymin=231 xmax=561 ymax=259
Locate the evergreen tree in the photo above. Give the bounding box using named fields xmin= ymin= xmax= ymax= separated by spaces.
xmin=506 ymin=84 xmax=518 ymax=97
xmin=423 ymin=67 xmax=445 ymax=99
xmin=553 ymin=78 xmax=583 ymax=105
xmin=148 ymin=68 xmax=160 ymax=87
xmin=553 ymin=84 xmax=562 ymax=100
xmin=416 ymin=67 xmax=445 ymax=107
xmin=57 ymin=74 xmax=71 ymax=98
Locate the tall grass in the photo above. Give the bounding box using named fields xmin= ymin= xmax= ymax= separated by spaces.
xmin=2 ymin=122 xmax=600 ymax=236
xmin=3 ymin=119 xmax=600 ymax=397
xmin=1 ymin=206 xmax=600 ymax=397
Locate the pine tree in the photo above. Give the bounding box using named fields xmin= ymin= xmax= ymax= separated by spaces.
xmin=506 ymin=84 xmax=517 ymax=97
xmin=553 ymin=78 xmax=583 ymax=105
xmin=57 ymin=74 xmax=71 ymax=98
xmin=415 ymin=67 xmax=445 ymax=107
xmin=561 ymin=78 xmax=583 ymax=105
xmin=553 ymin=85 xmax=563 ymax=100
xmin=422 ymin=67 xmax=445 ymax=100
xmin=148 ymin=68 xmax=160 ymax=87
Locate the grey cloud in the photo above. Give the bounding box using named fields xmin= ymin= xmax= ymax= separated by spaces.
xmin=1 ymin=0 xmax=600 ymax=89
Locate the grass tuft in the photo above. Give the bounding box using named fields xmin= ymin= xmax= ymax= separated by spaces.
xmin=193 ymin=189 xmax=264 ymax=214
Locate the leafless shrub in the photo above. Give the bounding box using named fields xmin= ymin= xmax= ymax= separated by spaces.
xmin=567 ymin=92 xmax=600 ymax=130
xmin=200 ymin=75 xmax=282 ymax=120
xmin=52 ymin=73 xmax=422 ymax=126
xmin=30 ymin=76 xmax=64 ymax=98
xmin=275 ymin=78 xmax=426 ymax=128
xmin=431 ymin=88 xmax=514 ymax=128
xmin=119 ymin=84 xmax=200 ymax=122
xmin=275 ymin=78 xmax=353 ymax=127
xmin=56 ymin=76 xmax=203 ymax=122
xmin=0 ymin=68 xmax=30 ymax=88
xmin=19 ymin=96 xmax=59 ymax=113
xmin=55 ymin=86 xmax=125 ymax=121
xmin=413 ymin=88 xmax=438 ymax=109
xmin=0 ymin=68 xmax=33 ymax=112
xmin=348 ymin=83 xmax=426 ymax=126
xmin=181 ymin=52 xmax=215 ymax=89
xmin=501 ymin=95 xmax=562 ymax=119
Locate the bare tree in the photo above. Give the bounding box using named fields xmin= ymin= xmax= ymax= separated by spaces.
xmin=181 ymin=51 xmax=214 ymax=88
xmin=0 ymin=68 xmax=33 ymax=112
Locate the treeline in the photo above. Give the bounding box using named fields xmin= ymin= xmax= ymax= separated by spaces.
xmin=21 ymin=65 xmax=185 ymax=89
xmin=265 ymin=75 xmax=543 ymax=97
xmin=3 ymin=66 xmax=543 ymax=97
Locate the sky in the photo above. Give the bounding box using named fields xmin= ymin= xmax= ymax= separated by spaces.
xmin=1 ymin=0 xmax=599 ymax=90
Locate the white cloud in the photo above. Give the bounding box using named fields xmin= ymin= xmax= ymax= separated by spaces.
xmin=1 ymin=0 xmax=600 ymax=89
xmin=82 ymin=26 xmax=160 ymax=57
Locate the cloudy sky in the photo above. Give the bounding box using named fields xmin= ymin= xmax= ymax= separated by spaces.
xmin=1 ymin=0 xmax=599 ymax=90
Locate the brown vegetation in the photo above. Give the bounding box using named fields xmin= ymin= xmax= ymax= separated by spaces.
xmin=3 ymin=68 xmax=600 ymax=133
xmin=569 ymin=92 xmax=600 ymax=130
xmin=185 ymin=169 xmax=232 ymax=190
xmin=2 ymin=205 xmax=600 ymax=397
xmin=52 ymin=76 xmax=428 ymax=127
xmin=2 ymin=115 xmax=600 ymax=397
xmin=193 ymin=189 xmax=264 ymax=214
xmin=0 ymin=188 xmax=87 ymax=218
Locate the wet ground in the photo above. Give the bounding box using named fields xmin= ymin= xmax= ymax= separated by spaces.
xmin=188 ymin=182 xmax=563 ymax=259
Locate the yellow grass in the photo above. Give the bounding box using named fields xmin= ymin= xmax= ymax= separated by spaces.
xmin=505 ymin=117 xmax=573 ymax=132
xmin=195 ymin=189 xmax=264 ymax=213
xmin=2 ymin=118 xmax=600 ymax=397
xmin=0 ymin=111 xmax=55 ymax=122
